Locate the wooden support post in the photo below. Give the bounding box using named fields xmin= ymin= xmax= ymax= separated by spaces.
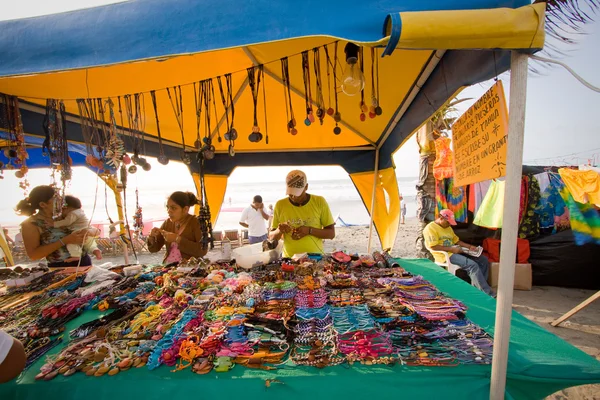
xmin=551 ymin=291 xmax=600 ymax=327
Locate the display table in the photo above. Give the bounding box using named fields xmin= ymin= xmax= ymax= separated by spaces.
xmin=2 ymin=258 xmax=599 ymax=400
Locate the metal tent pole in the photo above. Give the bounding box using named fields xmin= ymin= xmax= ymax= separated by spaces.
xmin=490 ymin=50 xmax=529 ymax=399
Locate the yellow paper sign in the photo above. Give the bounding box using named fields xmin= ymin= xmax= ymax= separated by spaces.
xmin=452 ymin=81 xmax=508 ymax=187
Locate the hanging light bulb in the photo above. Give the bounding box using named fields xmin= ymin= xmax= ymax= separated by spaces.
xmin=341 ymin=43 xmax=365 ymax=96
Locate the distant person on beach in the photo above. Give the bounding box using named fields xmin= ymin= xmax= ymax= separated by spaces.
xmin=424 ymin=209 xmax=495 ymax=297
xmin=15 ymin=185 xmax=89 ymax=268
xmin=0 ymin=330 xmax=26 ymax=383
xmin=400 ymin=194 xmax=407 ymax=224
xmin=270 ymin=170 xmax=335 ymax=257
xmin=2 ymin=229 xmax=14 ymax=247
xmin=53 ymin=195 xmax=102 ymax=261
xmin=147 ymin=191 xmax=208 ymax=263
xmin=266 ymin=204 xmax=274 ymax=229
xmin=239 ymin=195 xmax=269 ymax=244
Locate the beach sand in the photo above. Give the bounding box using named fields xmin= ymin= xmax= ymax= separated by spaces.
xmin=94 ymin=218 xmax=600 ymax=398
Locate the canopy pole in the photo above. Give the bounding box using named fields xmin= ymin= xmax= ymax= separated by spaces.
xmin=367 ymin=148 xmax=380 ymax=253
xmin=490 ymin=50 xmax=528 ymax=400
xmin=100 ymin=174 xmax=130 ymax=265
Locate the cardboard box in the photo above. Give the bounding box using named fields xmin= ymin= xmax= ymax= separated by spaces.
xmin=488 ymin=262 xmax=532 ymax=291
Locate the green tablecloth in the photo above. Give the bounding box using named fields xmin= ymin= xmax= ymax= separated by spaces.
xmin=2 ymin=258 xmax=599 ymax=399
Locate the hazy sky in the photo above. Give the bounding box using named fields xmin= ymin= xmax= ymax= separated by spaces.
xmin=0 ymin=1 xmax=598 ymax=198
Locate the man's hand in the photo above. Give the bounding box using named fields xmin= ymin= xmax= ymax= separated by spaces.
xmin=291 ymin=226 xmax=309 ymax=240
xmin=449 ymin=246 xmax=462 ymax=254
xmin=278 ymin=223 xmax=292 ymax=234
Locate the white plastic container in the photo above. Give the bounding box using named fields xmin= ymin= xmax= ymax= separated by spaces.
xmin=232 ymin=241 xmax=283 ymax=269
xmin=123 ymin=265 xmax=143 ymax=277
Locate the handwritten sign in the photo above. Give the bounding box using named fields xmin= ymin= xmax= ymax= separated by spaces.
xmin=452 ymin=81 xmax=508 ymax=187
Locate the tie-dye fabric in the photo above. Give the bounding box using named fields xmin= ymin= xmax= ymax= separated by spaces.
xmin=436 ymin=177 xmax=467 ymax=223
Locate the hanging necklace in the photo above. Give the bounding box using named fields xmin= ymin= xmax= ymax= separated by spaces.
xmin=301 ymin=51 xmax=314 ymax=127
xmin=313 ymin=47 xmax=326 ymax=125
xmin=200 ymin=80 xmax=216 ymax=160
xmin=209 ymin=79 xmax=223 ymax=154
xmin=325 ymin=45 xmax=335 ymax=117
xmin=150 ymin=90 xmax=169 ymax=165
xmin=261 ymin=65 xmax=269 ymax=144
xmin=218 ymin=74 xmax=236 ymax=156
xmin=247 ymin=66 xmax=263 ymax=142
xmin=167 ymin=86 xmax=191 ymax=164
xmin=371 ymin=47 xmax=383 ymax=116
xmin=104 ymin=98 xmax=126 ymax=169
xmin=331 ymin=42 xmax=342 ymax=135
xmin=359 ymin=49 xmax=368 ymax=121
xmin=281 ymin=57 xmax=297 ymax=135
xmin=193 ymin=82 xmax=203 ymax=149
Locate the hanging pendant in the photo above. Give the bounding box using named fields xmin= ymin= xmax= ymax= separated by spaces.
xmin=228 ymin=144 xmax=235 ymax=157
xmin=360 ymin=113 xmax=366 ymax=122
xmin=333 ymin=126 xmax=342 ymax=135
xmin=128 ymin=165 xmax=137 ymax=174
xmin=360 ymin=102 xmax=369 ymax=113
xmin=375 ymin=106 xmax=383 ymax=116
xmin=304 ymin=118 xmax=311 ymax=127
xmin=290 ymin=128 xmax=298 ymax=135
xmin=333 ymin=112 xmax=341 ymax=123
xmin=123 ymin=154 xmax=131 ymax=165
xmin=194 ymin=139 xmax=202 ymax=149
xmin=142 ymin=163 xmax=152 ymax=171
xmin=327 ymin=108 xmax=335 ymax=116
xmin=181 ymin=154 xmax=191 ymax=165
xmin=369 ymin=111 xmax=377 ymax=119
xmin=157 ymin=155 xmax=169 ymax=165
xmin=203 ymin=146 xmax=215 ymax=160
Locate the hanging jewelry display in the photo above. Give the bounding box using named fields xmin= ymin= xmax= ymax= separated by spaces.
xmin=359 ymin=50 xmax=368 ymax=122
xmin=199 ymin=80 xmax=216 ymax=160
xmin=217 ymin=74 xmax=236 ymax=156
xmin=167 ymin=86 xmax=191 ymax=164
xmin=209 ymin=80 xmax=224 ymax=156
xmin=261 ymin=66 xmax=269 ymax=145
xmin=312 ymin=47 xmax=326 ymax=125
xmin=197 ymin=159 xmax=214 ymax=251
xmin=77 ymin=99 xmax=104 ymax=170
xmin=150 ymin=90 xmax=169 ymax=165
xmin=117 ymin=96 xmax=132 ymax=166
xmin=331 ymin=43 xmax=342 ymax=135
xmin=122 ymin=94 xmax=150 ymax=173
xmin=104 ymin=98 xmax=126 ymax=169
xmin=247 ymin=65 xmax=263 ymax=142
xmin=1 ymin=95 xmax=29 ymax=190
xmin=281 ymin=57 xmax=297 ymax=135
xmin=301 ymin=51 xmax=314 ymax=127
xmin=133 ymin=188 xmax=144 ymax=235
xmin=371 ymin=47 xmax=383 ymax=117
xmin=193 ymin=82 xmax=204 ymax=150
xmin=325 ymin=45 xmax=335 ymax=117
xmin=43 ymin=100 xmax=72 ymax=182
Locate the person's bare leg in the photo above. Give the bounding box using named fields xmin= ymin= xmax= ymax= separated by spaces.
xmin=0 ymin=338 xmax=26 ymax=383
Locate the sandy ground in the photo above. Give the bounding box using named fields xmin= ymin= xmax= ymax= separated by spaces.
xmin=88 ymin=219 xmax=600 ymax=398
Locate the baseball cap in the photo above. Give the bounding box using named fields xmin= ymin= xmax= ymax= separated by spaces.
xmin=439 ymin=209 xmax=457 ymax=225
xmin=286 ymin=170 xmax=308 ymax=197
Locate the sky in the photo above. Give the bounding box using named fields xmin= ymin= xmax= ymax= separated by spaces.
xmin=1 ymin=1 xmax=599 ymax=224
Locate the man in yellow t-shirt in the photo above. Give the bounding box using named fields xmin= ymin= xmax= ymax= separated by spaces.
xmin=270 ymin=170 xmax=335 ymax=258
xmin=424 ymin=209 xmax=494 ymax=296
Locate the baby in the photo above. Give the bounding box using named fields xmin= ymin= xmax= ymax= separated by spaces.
xmin=53 ymin=195 xmax=102 ymax=261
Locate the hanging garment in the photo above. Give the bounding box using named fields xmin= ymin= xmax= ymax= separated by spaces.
xmin=416 ymin=190 xmax=435 ymax=222
xmin=518 ymin=176 xmax=540 ymax=240
xmin=436 ymin=177 xmax=467 ymax=223
xmin=535 ymin=177 xmax=567 ymax=232
xmin=469 ymin=180 xmax=492 ymax=216
xmin=433 ymin=136 xmax=454 ymax=180
xmin=551 ymin=172 xmax=600 ymax=245
xmin=558 ymin=168 xmax=600 ymax=206
xmin=473 ymin=179 xmax=505 ymax=228
xmin=519 ymin=176 xmax=529 ymax=225
xmin=534 ymin=172 xmax=551 ymax=194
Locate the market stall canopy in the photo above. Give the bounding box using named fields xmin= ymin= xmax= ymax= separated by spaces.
xmin=0 ymin=0 xmax=545 ymax=249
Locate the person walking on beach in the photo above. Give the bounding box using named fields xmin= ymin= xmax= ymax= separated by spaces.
xmin=400 ymin=194 xmax=407 ymax=224
xmin=270 ymin=170 xmax=335 ymax=257
xmin=423 ymin=209 xmax=495 ymax=297
xmin=239 ymin=195 xmax=269 ymax=244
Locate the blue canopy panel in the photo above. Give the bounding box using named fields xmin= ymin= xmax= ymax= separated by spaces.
xmin=0 ymin=0 xmax=529 ymax=77
xmin=0 ymin=131 xmax=89 ymax=169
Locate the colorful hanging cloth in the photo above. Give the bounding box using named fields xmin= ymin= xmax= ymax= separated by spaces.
xmin=473 ymin=179 xmax=505 ymax=228
xmin=436 ymin=177 xmax=467 ymax=223
xmin=518 ymin=175 xmax=540 ymax=239
xmin=550 ymin=172 xmax=600 ymax=245
xmin=519 ymin=176 xmax=529 ymax=225
xmin=433 ymin=136 xmax=454 ymax=180
xmin=558 ymin=168 xmax=600 ymax=206
xmin=535 ymin=173 xmax=568 ymax=232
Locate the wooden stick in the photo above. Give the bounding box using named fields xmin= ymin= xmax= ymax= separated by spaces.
xmin=551 ymin=291 xmax=600 ymax=327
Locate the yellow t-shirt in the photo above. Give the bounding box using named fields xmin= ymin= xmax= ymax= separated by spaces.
xmin=423 ymin=221 xmax=459 ymax=263
xmin=271 ymin=195 xmax=334 ymax=258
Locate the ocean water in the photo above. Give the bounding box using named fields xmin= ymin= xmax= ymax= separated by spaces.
xmin=0 ymin=165 xmax=418 ymax=237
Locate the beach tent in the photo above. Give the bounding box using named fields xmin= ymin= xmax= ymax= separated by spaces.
xmin=0 ymin=0 xmax=545 ymax=253
xmin=0 ymin=1 xmax=553 ymax=397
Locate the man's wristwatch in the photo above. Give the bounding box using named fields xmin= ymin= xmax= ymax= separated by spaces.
xmin=308 ymin=227 xmax=313 ymax=235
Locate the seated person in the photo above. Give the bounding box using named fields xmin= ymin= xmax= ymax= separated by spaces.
xmin=147 ymin=191 xmax=209 ymax=263
xmin=53 ymin=196 xmax=102 ymax=261
xmin=269 ymin=170 xmax=335 ymax=258
xmin=0 ymin=330 xmax=26 ymax=383
xmin=424 ymin=209 xmax=495 ymax=297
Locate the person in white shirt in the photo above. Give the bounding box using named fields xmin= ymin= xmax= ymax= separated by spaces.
xmin=0 ymin=330 xmax=26 ymax=383
xmin=53 ymin=196 xmax=102 ymax=261
xmin=239 ymin=195 xmax=269 ymax=244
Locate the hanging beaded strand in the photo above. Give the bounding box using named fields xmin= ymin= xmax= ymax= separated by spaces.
xmin=312 ymin=47 xmax=326 ymax=125
xmin=301 ymin=51 xmax=314 ymax=127
xmin=193 ymin=81 xmax=203 ymax=149
xmin=280 ymin=57 xmax=297 ymax=135
xmin=260 ymin=65 xmax=269 ymax=145
xmin=217 ymin=75 xmax=236 ymax=156
xmin=150 ymin=90 xmax=169 ymax=165
xmin=247 ymin=66 xmax=263 ymax=142
xmin=167 ymin=86 xmax=190 ymax=164
xmin=331 ymin=42 xmax=342 ymax=135
xmin=359 ymin=49 xmax=368 ymax=122
xmin=372 ymin=47 xmax=383 ymax=116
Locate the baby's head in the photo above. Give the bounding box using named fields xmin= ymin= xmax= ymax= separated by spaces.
xmin=62 ymin=195 xmax=82 ymax=215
